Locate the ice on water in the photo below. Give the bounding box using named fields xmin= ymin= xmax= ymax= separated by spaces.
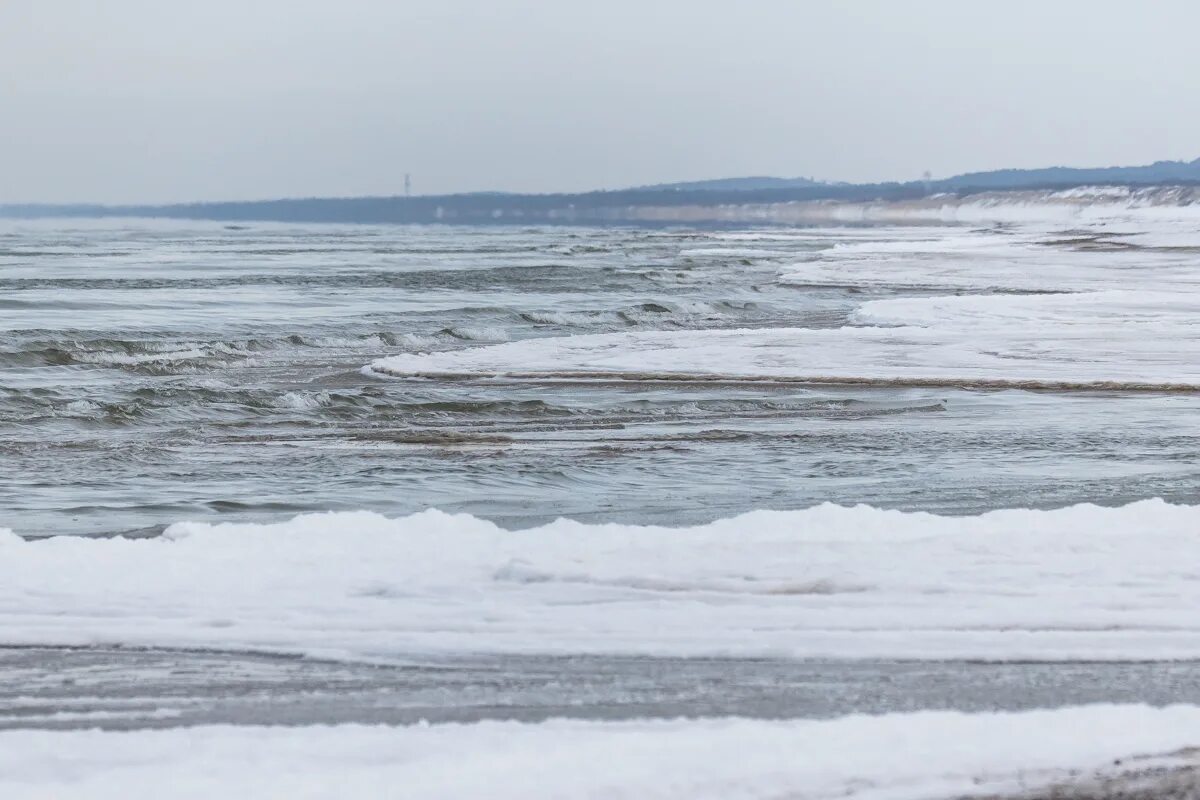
xmin=7 ymin=195 xmax=1200 ymax=796
xmin=372 ymin=208 xmax=1200 ymax=388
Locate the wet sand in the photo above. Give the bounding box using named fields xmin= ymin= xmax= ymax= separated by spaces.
xmin=977 ymin=756 xmax=1200 ymax=799
xmin=5 ymin=646 xmax=1200 ymax=731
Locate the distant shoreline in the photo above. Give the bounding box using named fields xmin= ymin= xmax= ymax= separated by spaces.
xmin=6 ymin=154 xmax=1200 ymax=225
xmin=3 ymin=182 xmax=1199 ymax=227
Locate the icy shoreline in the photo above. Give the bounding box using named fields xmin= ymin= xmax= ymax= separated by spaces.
xmin=8 ymin=647 xmax=1200 ymax=732
xmin=3 ymin=705 xmax=1199 ymax=800
xmin=370 ymin=216 xmax=1200 ymax=390
xmin=3 ymin=499 xmax=1200 ymax=663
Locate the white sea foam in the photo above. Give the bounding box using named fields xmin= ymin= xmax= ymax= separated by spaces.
xmin=394 ymin=332 xmax=443 ymax=350
xmin=371 ymin=218 xmax=1200 ymax=389
xmin=367 ymin=311 xmax=1200 ymax=388
xmin=2 ymin=500 xmax=1200 ymax=661
xmin=778 ymin=225 xmax=1200 ymax=294
xmin=3 ymin=705 xmax=1200 ymax=799
xmin=1106 ymin=229 xmax=1200 ymax=249
xmin=712 ymin=229 xmax=939 ymax=242
xmin=445 ymin=326 xmax=510 ymax=342
xmin=62 ymin=399 xmax=103 ymax=415
xmin=274 ymin=391 xmax=331 ymax=411
xmin=678 ymin=246 xmax=789 ymax=257
xmin=72 ymin=341 xmax=253 ymax=367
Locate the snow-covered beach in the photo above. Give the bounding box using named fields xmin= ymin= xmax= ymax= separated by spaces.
xmin=4 ymin=190 xmax=1200 ymax=797
xmin=6 ymin=706 xmax=1200 ymax=800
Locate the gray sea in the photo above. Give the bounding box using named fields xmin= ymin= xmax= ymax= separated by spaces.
xmin=3 ymin=218 xmax=1197 ymax=540
xmin=3 ymin=217 xmax=1200 ymax=776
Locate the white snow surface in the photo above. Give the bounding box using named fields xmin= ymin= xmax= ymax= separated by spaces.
xmin=4 ymin=705 xmax=1200 ymax=800
xmin=3 ymin=500 xmax=1200 ymax=661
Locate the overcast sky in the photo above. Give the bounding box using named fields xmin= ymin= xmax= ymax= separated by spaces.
xmin=2 ymin=0 xmax=1198 ymax=203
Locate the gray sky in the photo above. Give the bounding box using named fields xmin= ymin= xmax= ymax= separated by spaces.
xmin=2 ymin=0 xmax=1198 ymax=203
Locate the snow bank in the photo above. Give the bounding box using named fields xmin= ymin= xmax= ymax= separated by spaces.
xmin=3 ymin=500 xmax=1200 ymax=661
xmin=3 ymin=705 xmax=1200 ymax=799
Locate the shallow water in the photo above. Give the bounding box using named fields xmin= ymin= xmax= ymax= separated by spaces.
xmin=2 ymin=218 xmax=1198 ymax=537
xmin=7 ymin=647 xmax=1200 ymax=730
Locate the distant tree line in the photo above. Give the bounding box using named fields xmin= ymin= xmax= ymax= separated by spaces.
xmin=4 ymin=158 xmax=1199 ymax=225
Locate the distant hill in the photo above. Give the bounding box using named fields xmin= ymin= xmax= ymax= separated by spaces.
xmin=629 ymin=159 xmax=1200 ymax=193
xmin=631 ymin=176 xmax=822 ymax=192
xmin=939 ymin=158 xmax=1200 ymax=190
xmin=632 ymin=159 xmax=1200 ymax=193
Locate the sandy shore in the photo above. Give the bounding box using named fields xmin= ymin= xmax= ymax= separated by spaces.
xmin=979 ymin=753 xmax=1200 ymax=799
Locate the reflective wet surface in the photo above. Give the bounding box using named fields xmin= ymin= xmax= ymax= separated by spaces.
xmin=5 ymin=647 xmax=1200 ymax=731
